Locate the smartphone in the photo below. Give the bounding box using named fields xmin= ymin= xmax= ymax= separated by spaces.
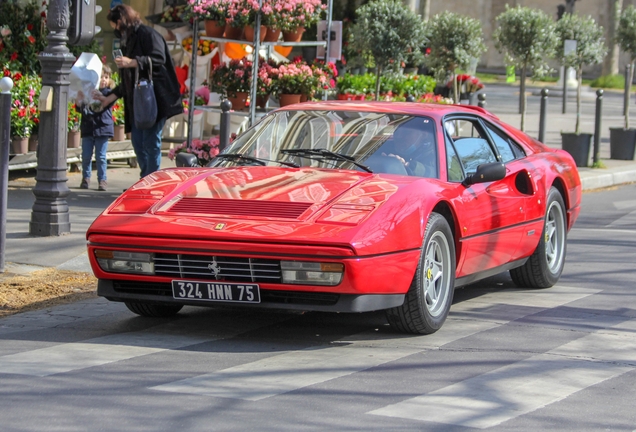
xmin=113 ymin=49 xmax=123 ymax=59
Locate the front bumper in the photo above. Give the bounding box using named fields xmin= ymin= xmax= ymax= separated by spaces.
xmin=98 ymin=279 xmax=406 ymax=312
xmin=88 ymin=236 xmax=421 ymax=312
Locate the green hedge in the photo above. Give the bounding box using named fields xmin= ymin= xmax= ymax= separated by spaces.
xmin=336 ymin=73 xmax=436 ymax=98
xmin=590 ymin=74 xmax=625 ymax=89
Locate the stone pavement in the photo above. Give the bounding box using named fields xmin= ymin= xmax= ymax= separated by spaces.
xmin=2 ymin=83 xmax=636 ymax=277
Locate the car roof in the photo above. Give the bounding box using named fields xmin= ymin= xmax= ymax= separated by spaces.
xmin=276 ymin=101 xmax=499 ymax=122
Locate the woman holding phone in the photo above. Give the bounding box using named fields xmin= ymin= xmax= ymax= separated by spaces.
xmin=93 ymin=4 xmax=182 ymax=178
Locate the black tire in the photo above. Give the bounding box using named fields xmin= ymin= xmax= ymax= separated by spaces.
xmin=386 ymin=213 xmax=456 ymax=334
xmin=510 ymin=187 xmax=567 ymax=288
xmin=125 ymin=302 xmax=183 ymax=317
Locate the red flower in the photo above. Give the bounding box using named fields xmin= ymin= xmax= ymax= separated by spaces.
xmin=10 ymin=52 xmax=18 ymax=61
xmin=14 ymin=72 xmax=22 ymax=81
xmin=28 ymin=35 xmax=35 ymax=44
xmin=3 ymin=69 xmax=10 ymax=77
xmin=27 ymin=24 xmax=34 ymax=31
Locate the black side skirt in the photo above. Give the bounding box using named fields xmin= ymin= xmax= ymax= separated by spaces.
xmin=454 ymin=258 xmax=528 ymax=288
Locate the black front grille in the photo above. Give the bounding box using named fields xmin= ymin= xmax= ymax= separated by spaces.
xmin=113 ymin=281 xmax=172 ymax=296
xmin=154 ymin=253 xmax=282 ymax=283
xmin=112 ymin=281 xmax=340 ymax=306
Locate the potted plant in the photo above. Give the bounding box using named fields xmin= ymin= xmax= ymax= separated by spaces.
xmin=111 ymin=100 xmax=126 ymax=141
xmin=494 ymin=6 xmax=558 ymax=132
xmin=0 ymin=0 xmax=48 ymax=75
xmin=555 ymin=13 xmax=607 ymax=167
xmin=7 ymin=70 xmax=37 ymax=154
xmin=186 ymin=0 xmax=228 ymax=37
xmin=267 ymin=0 xmax=325 ymax=42
xmin=424 ymin=11 xmax=486 ymax=104
xmin=349 ymin=0 xmax=426 ymax=101
xmin=446 ymin=74 xmax=484 ymax=104
xmin=611 ymin=5 xmax=636 ymax=160
xmin=270 ymin=61 xmax=315 ymax=106
xmin=310 ymin=60 xmax=337 ymax=100
xmin=67 ymin=101 xmax=82 ymax=148
xmin=209 ymin=57 xmax=253 ymax=110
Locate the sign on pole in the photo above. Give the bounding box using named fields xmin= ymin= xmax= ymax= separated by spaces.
xmin=317 ymin=21 xmax=342 ymax=62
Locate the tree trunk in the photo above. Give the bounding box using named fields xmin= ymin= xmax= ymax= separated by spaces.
xmin=453 ymin=72 xmax=459 ymax=104
xmin=602 ymin=0 xmax=622 ymax=76
xmin=627 ymin=60 xmax=634 ymax=129
xmin=520 ymin=64 xmax=527 ymax=131
xmin=419 ymin=0 xmax=431 ymax=20
xmin=576 ymin=66 xmax=582 ymax=134
xmin=375 ymin=66 xmax=382 ymax=101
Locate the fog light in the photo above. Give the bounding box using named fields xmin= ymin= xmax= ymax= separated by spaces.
xmin=95 ymin=250 xmax=154 ymax=275
xmin=280 ymin=261 xmax=344 ymax=286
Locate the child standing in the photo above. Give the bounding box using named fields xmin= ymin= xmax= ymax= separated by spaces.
xmin=77 ymin=65 xmax=115 ymax=191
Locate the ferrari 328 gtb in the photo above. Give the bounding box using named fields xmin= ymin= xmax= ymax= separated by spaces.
xmin=87 ymin=101 xmax=581 ymax=334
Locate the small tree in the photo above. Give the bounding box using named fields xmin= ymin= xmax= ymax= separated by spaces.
xmin=616 ymin=5 xmax=636 ymax=129
xmin=556 ymin=14 xmax=607 ymax=134
xmin=350 ymin=0 xmax=427 ymax=101
xmin=493 ymin=6 xmax=558 ymax=132
xmin=425 ymin=11 xmax=486 ymax=104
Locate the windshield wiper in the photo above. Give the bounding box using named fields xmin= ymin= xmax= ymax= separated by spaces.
xmin=280 ymin=149 xmax=373 ymax=173
xmin=215 ymin=153 xmax=299 ymax=168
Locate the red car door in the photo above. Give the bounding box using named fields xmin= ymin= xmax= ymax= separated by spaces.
xmin=443 ymin=117 xmax=527 ymax=278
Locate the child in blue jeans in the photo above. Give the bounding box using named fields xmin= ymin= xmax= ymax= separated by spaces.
xmin=77 ymin=65 xmax=115 ymax=191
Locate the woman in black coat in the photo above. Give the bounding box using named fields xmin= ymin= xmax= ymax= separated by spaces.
xmin=94 ymin=4 xmax=183 ymax=178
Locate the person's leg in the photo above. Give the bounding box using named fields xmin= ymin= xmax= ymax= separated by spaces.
xmin=81 ymin=137 xmax=95 ymax=188
xmin=94 ymin=136 xmax=109 ymax=190
xmin=130 ymin=124 xmax=147 ymax=178
xmin=140 ymin=118 xmax=166 ymax=177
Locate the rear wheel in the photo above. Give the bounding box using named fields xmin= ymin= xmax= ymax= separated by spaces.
xmin=386 ymin=213 xmax=456 ymax=334
xmin=510 ymin=187 xmax=567 ymax=288
xmin=125 ymin=302 xmax=183 ymax=317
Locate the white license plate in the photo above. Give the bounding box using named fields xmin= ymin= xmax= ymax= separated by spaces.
xmin=172 ymin=280 xmax=261 ymax=303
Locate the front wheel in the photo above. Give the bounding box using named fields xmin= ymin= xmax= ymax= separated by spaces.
xmin=386 ymin=213 xmax=456 ymax=334
xmin=125 ymin=302 xmax=183 ymax=317
xmin=510 ymin=187 xmax=567 ymax=288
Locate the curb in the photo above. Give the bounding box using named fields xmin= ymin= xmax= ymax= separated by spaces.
xmin=580 ymin=167 xmax=636 ymax=191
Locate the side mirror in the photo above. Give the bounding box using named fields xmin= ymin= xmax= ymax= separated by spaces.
xmin=463 ymin=162 xmax=506 ymax=186
xmin=175 ymin=152 xmax=199 ymax=167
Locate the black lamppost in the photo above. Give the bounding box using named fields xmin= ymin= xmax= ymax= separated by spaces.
xmin=30 ymin=0 xmax=76 ymax=236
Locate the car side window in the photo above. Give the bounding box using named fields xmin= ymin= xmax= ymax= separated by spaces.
xmin=444 ymin=118 xmax=497 ymax=175
xmin=445 ymin=135 xmax=464 ymax=182
xmin=483 ymin=123 xmax=524 ymax=162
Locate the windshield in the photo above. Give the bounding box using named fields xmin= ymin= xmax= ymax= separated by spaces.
xmin=210 ymin=109 xmax=439 ymax=178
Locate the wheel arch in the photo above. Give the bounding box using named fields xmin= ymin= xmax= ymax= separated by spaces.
xmin=550 ymin=176 xmax=571 ymax=224
xmin=431 ymin=200 xmax=459 ymax=262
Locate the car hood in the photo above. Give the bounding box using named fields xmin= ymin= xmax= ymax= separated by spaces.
xmin=90 ymin=166 xmax=434 ymax=255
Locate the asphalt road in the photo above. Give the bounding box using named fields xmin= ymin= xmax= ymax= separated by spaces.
xmin=0 ymin=184 xmax=635 ymax=431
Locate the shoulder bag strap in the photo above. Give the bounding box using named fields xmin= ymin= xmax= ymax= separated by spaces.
xmin=135 ymin=58 xmax=153 ymax=84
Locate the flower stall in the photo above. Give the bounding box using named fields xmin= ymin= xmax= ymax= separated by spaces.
xmin=171 ymin=0 xmax=333 ymax=145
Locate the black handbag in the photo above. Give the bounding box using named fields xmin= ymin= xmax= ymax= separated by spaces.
xmin=133 ymin=58 xmax=158 ymax=130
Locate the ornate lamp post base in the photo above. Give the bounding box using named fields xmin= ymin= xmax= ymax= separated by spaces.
xmin=30 ymin=0 xmax=76 ymax=236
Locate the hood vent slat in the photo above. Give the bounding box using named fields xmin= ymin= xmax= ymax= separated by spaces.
xmin=168 ymin=198 xmax=312 ymax=219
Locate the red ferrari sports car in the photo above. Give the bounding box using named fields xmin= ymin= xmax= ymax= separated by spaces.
xmin=87 ymin=101 xmax=581 ymax=334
